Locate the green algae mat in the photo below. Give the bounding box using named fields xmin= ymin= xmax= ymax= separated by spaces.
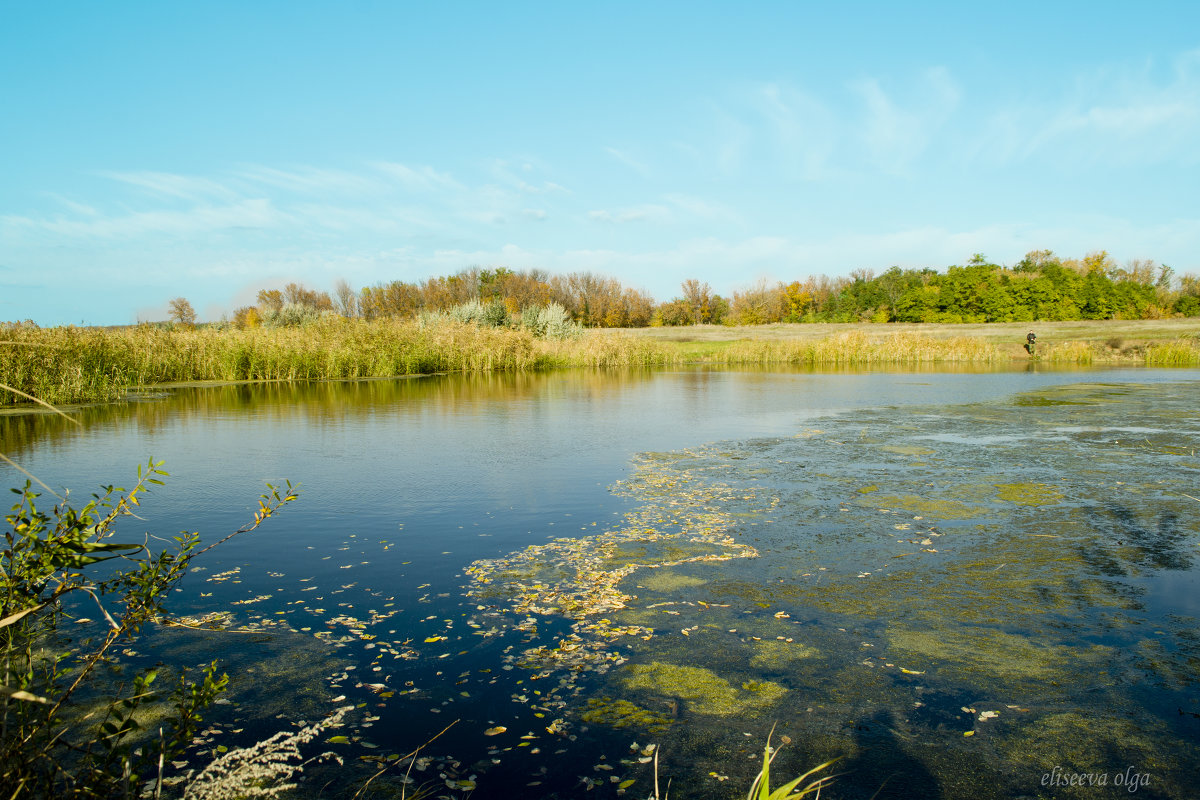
xmin=467 ymin=381 xmax=1200 ymax=799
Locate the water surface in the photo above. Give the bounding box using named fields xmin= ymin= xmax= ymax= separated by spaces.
xmin=3 ymin=366 xmax=1198 ymax=798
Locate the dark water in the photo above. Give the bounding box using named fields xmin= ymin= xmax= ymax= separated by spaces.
xmin=3 ymin=366 xmax=1199 ymax=799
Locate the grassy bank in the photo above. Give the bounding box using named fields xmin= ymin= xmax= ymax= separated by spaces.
xmin=4 ymin=319 xmax=1200 ymax=407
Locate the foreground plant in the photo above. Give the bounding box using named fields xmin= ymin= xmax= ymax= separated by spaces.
xmin=1 ymin=456 xmax=298 ymax=798
xmin=747 ymin=728 xmax=838 ymax=800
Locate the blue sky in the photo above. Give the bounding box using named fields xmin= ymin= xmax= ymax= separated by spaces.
xmin=3 ymin=2 xmax=1198 ymax=325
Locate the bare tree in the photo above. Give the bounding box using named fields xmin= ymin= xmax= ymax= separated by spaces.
xmin=168 ymin=297 xmax=197 ymax=326
xmin=334 ymin=279 xmax=358 ymax=317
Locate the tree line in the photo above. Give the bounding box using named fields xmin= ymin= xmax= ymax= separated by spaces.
xmin=209 ymin=250 xmax=1199 ymax=329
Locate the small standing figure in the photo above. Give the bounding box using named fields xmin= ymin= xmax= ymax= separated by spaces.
xmin=1025 ymin=330 xmax=1037 ymax=355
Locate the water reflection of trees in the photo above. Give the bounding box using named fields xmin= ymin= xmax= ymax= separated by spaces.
xmin=0 ymin=369 xmax=660 ymax=463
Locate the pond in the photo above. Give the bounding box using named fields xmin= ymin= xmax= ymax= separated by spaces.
xmin=3 ymin=365 xmax=1199 ymax=799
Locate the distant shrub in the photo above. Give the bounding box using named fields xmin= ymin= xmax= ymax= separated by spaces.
xmin=536 ymin=303 xmax=581 ymax=340
xmin=481 ymin=298 xmax=510 ymax=328
xmin=261 ymin=303 xmax=323 ymax=328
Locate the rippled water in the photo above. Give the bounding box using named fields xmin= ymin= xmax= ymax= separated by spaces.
xmin=3 ymin=366 xmax=1198 ymax=799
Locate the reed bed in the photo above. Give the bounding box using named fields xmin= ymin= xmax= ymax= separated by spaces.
xmin=1145 ymin=337 xmax=1200 ymax=366
xmin=0 ymin=321 xmax=680 ymax=406
xmin=1041 ymin=340 xmax=1097 ymax=365
xmin=0 ymin=320 xmax=543 ymax=405
xmin=5 ymin=322 xmax=1192 ymax=408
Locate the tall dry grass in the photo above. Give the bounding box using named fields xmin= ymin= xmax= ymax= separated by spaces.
xmin=1041 ymin=340 xmax=1096 ymax=365
xmin=711 ymin=331 xmax=1004 ymax=366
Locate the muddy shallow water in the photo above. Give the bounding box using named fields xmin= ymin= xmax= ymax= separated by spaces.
xmin=3 ymin=367 xmax=1198 ymax=798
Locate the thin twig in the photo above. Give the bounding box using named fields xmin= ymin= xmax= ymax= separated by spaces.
xmin=352 ymin=719 xmax=458 ymax=800
xmin=0 ymin=451 xmax=63 ymax=500
xmin=0 ymin=382 xmax=81 ymax=425
xmin=83 ymin=588 xmax=120 ymax=631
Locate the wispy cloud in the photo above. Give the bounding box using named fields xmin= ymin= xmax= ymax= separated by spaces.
xmin=851 ymin=67 xmax=960 ymax=176
xmin=755 ymin=83 xmax=838 ymax=180
xmin=603 ymin=146 xmax=652 ymax=177
xmin=96 ymin=170 xmax=241 ymax=202
xmin=235 ymin=165 xmax=384 ymax=195
xmin=2 ymin=198 xmax=286 ymax=239
xmin=372 ymin=162 xmax=465 ymax=193
xmin=662 ymin=193 xmax=743 ymax=226
xmin=975 ymin=49 xmax=1200 ymax=167
xmin=587 ymin=204 xmax=672 ymax=224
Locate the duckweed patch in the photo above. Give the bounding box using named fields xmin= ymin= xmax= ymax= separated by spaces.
xmin=993 ymin=482 xmax=1065 ymax=505
xmin=999 ymin=711 xmax=1196 ymax=797
xmin=579 ymin=697 xmax=675 ymax=734
xmin=622 ymin=661 xmax=787 ymax=716
xmin=857 ymin=493 xmax=989 ymax=520
xmin=885 ymin=624 xmax=1102 ymax=683
xmin=881 ymin=444 xmax=936 ymax=456
xmin=636 ymin=570 xmax=709 ymax=592
xmin=749 ymin=639 xmax=820 ymax=668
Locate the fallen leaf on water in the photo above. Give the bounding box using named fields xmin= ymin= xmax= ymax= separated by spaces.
xmin=484 ymin=726 xmax=507 ymax=736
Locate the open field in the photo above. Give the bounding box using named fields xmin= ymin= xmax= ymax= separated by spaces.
xmin=621 ymin=318 xmax=1200 ymax=344
xmin=623 ymin=318 xmax=1200 ymax=362
xmin=3 ymin=318 xmax=1200 ymax=408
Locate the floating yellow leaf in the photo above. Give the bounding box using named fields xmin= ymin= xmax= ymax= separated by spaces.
xmin=483 ymin=726 xmax=507 ymax=736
